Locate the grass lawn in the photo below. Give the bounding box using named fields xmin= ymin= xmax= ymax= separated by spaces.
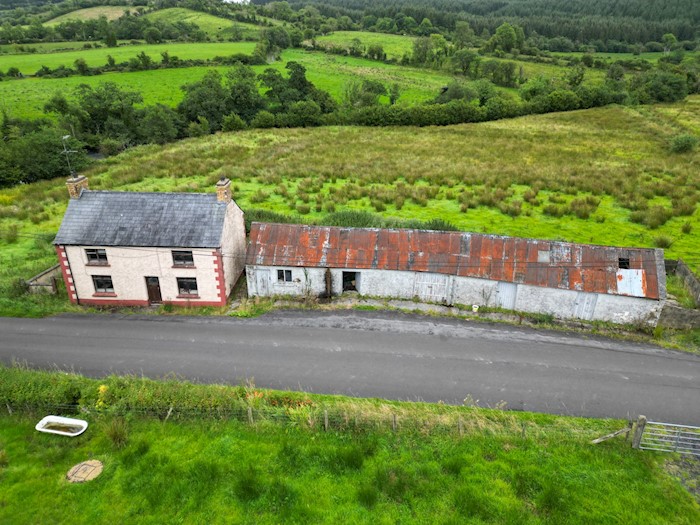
xmin=0 ymin=367 xmax=697 ymax=524
xmin=43 ymin=6 xmax=132 ymax=26
xmin=315 ymin=31 xmax=416 ymax=60
xmin=0 ymin=41 xmax=256 ymax=75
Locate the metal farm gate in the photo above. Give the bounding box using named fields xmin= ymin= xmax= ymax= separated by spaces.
xmin=636 ymin=419 xmax=700 ymax=457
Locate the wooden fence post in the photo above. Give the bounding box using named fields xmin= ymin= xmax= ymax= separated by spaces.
xmin=247 ymin=406 xmax=253 ymax=425
xmin=392 ymin=414 xmax=397 ymax=432
xmin=458 ymin=416 xmax=463 ymax=437
xmin=632 ymin=415 xmax=647 ymax=449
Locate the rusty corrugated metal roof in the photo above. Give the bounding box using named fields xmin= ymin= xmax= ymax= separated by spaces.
xmin=246 ymin=223 xmax=663 ymax=299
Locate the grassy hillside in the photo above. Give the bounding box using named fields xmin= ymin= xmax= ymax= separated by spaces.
xmin=1 ymin=100 xmax=699 ymax=319
xmin=315 ymin=30 xmax=416 ymax=60
xmin=44 ymin=6 xmax=131 ymax=26
xmin=0 ymin=41 xmax=256 ymax=75
xmin=143 ymin=7 xmax=261 ymax=40
xmin=0 ymin=366 xmax=698 ymax=524
xmin=0 ymin=50 xmax=456 ymax=119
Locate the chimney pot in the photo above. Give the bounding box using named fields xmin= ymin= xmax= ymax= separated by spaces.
xmin=216 ymin=177 xmax=231 ymax=203
xmin=66 ymin=175 xmax=89 ymax=199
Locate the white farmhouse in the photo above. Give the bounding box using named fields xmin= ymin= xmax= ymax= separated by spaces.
xmin=54 ymin=175 xmax=246 ymax=307
xmin=246 ymin=222 xmax=667 ymax=325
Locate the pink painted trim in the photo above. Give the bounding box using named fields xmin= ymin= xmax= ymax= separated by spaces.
xmin=176 ymin=294 xmax=200 ymax=299
xmin=55 ymin=245 xmax=78 ymax=304
xmin=77 ymin=298 xmax=224 ymax=307
xmin=93 ymin=292 xmax=117 ymax=297
xmin=212 ymin=249 xmax=227 ymax=307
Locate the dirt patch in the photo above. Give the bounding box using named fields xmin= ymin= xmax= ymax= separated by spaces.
xmin=665 ymin=456 xmax=700 ymax=504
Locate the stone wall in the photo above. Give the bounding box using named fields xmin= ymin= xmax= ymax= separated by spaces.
xmin=676 ymin=259 xmax=700 ymax=306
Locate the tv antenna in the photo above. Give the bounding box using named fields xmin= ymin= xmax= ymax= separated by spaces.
xmin=61 ymin=134 xmax=78 ymax=178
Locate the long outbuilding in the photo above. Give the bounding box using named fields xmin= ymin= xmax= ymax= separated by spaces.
xmin=245 ymin=222 xmax=667 ymax=325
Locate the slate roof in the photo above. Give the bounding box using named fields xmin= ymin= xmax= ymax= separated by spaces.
xmin=54 ymin=191 xmax=228 ymax=248
xmin=246 ymin=223 xmax=665 ymax=299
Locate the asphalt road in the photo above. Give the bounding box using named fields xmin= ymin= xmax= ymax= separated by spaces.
xmin=1 ymin=311 xmax=699 ymax=425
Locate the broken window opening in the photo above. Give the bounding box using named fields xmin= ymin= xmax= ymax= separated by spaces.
xmin=342 ymin=271 xmax=358 ymax=292
xmin=618 ymin=258 xmax=630 ymax=269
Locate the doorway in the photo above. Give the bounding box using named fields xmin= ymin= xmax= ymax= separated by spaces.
xmin=145 ymin=276 xmax=162 ymax=304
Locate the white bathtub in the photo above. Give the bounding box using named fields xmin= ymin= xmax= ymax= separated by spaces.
xmin=35 ymin=415 xmax=88 ymax=437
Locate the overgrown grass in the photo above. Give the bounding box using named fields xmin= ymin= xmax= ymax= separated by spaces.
xmin=667 ymin=274 xmax=698 ymax=309
xmin=315 ymin=31 xmax=416 ymax=60
xmin=0 ymin=365 xmax=698 ymax=524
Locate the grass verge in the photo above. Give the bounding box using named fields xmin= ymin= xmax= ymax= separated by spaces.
xmin=0 ymin=365 xmax=698 ymax=524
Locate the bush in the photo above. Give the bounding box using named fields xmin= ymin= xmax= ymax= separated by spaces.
xmin=222 ymin=113 xmax=247 ymax=132
xmin=653 ymin=235 xmax=673 ymax=248
xmin=99 ymin=138 xmax=124 ymax=157
xmin=250 ymin=111 xmax=276 ymax=128
xmin=104 ymin=417 xmax=129 ymax=449
xmin=670 ymin=134 xmax=698 ymax=153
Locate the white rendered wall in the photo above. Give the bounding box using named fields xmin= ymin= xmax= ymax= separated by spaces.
xmin=246 ymin=265 xmax=663 ymax=325
xmin=220 ymin=200 xmax=246 ymax=295
xmin=66 ymin=245 xmax=220 ymax=303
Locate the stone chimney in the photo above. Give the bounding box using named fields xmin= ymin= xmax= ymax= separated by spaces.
xmin=66 ymin=175 xmax=89 ymax=199
xmin=216 ymin=177 xmax=231 ymax=203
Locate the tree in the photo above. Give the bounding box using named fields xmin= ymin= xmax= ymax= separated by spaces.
xmin=222 ymin=113 xmax=247 ymax=132
xmin=225 ymin=64 xmax=266 ymax=122
xmin=662 ymin=33 xmax=677 ymax=55
xmin=143 ymin=27 xmax=162 ymax=44
xmin=137 ymin=104 xmax=180 ymax=144
xmin=412 ymin=37 xmax=433 ymax=66
xmin=178 ymin=71 xmax=228 ymax=131
xmin=453 ymin=21 xmax=476 ymax=50
xmin=566 ymin=64 xmax=586 ymax=88
xmin=74 ymin=58 xmax=90 ymax=76
xmin=389 ymin=83 xmax=401 ymax=105
xmin=452 ymin=49 xmax=480 ymax=77
xmin=343 ymin=80 xmax=387 ymax=108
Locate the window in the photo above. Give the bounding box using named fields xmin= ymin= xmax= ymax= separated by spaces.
xmin=277 ymin=269 xmax=292 ymax=282
xmin=618 ymin=257 xmax=630 ymax=269
xmin=86 ymin=248 xmax=108 ymax=265
xmin=177 ymin=277 xmax=198 ymax=296
xmin=172 ymin=250 xmax=194 ymax=267
xmin=342 ymin=271 xmax=358 ymax=292
xmin=92 ymin=275 xmax=114 ymax=293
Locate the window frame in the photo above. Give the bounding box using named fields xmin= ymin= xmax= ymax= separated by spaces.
xmin=92 ymin=275 xmax=114 ymax=294
xmin=277 ymin=269 xmax=293 ymax=282
xmin=176 ymin=277 xmax=199 ymax=296
xmin=85 ymin=248 xmax=108 ymax=265
xmin=172 ymin=250 xmax=195 ymax=268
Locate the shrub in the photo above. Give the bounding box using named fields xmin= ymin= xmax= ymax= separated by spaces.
xmin=670 ymin=134 xmax=698 ymax=153
xmin=222 ymin=113 xmax=247 ymax=132
xmin=296 ymin=204 xmax=311 ymax=215
xmin=250 ymin=111 xmax=276 ymax=128
xmin=681 ymin=222 xmax=692 ymax=234
xmin=653 ymin=235 xmax=673 ymax=248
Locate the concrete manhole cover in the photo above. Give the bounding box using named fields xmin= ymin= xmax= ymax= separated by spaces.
xmin=66 ymin=460 xmax=103 ymax=483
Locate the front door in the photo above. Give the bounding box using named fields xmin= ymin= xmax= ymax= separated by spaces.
xmin=145 ymin=276 xmax=162 ymax=304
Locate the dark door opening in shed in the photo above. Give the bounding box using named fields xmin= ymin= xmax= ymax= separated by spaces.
xmin=342 ymin=271 xmax=358 ymax=292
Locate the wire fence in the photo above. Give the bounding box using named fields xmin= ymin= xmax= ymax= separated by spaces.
xmin=3 ymin=400 xmax=618 ymax=443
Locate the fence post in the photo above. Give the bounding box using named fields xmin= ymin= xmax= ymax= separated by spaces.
xmin=324 ymin=409 xmax=329 ymax=432
xmin=632 ymin=415 xmax=647 ymax=449
xmin=458 ymin=416 xmax=463 ymax=437
xmin=247 ymin=406 xmax=253 ymax=425
xmin=392 ymin=413 xmax=397 ymax=432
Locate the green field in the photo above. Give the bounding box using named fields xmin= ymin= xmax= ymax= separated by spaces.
xmin=143 ymin=7 xmax=261 ymax=40
xmin=315 ymin=31 xmax=416 ymax=60
xmin=0 ymin=41 xmax=256 ymax=75
xmin=0 ymin=41 xmax=137 ymax=55
xmin=0 ymin=366 xmax=697 ymax=524
xmin=44 ymin=6 xmax=132 ymax=26
xmin=0 ymin=50 xmax=456 ymax=119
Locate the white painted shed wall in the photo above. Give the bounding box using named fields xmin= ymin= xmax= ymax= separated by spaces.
xmin=246 ymin=265 xmax=663 ymax=324
xmin=220 ymin=200 xmax=246 ymax=295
